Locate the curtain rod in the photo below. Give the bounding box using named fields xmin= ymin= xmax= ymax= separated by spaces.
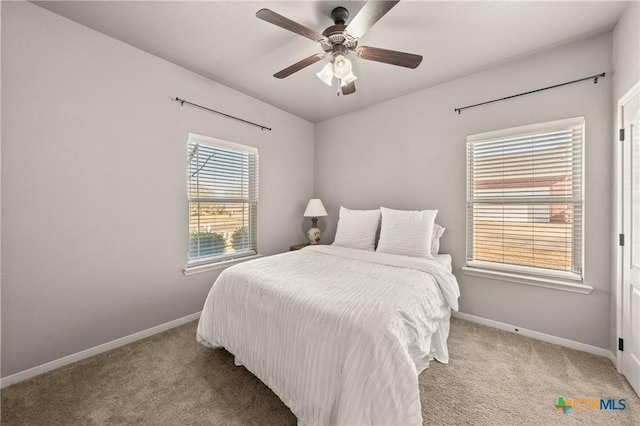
xmin=174 ymin=97 xmax=272 ymax=131
xmin=454 ymin=72 xmax=606 ymax=115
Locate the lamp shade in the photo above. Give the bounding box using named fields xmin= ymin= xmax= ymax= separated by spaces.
xmin=316 ymin=62 xmax=334 ymax=86
xmin=332 ymin=55 xmax=352 ymax=79
xmin=303 ymin=199 xmax=328 ymax=217
xmin=340 ymin=71 xmax=357 ymax=87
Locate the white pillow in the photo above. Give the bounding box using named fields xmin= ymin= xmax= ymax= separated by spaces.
xmin=377 ymin=207 xmax=438 ymax=259
xmin=431 ymin=224 xmax=446 ymax=255
xmin=333 ymin=207 xmax=381 ymax=251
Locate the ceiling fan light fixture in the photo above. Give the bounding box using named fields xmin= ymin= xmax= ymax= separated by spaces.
xmin=316 ymin=62 xmax=334 ymax=86
xmin=258 ymin=3 xmax=423 ymax=97
xmin=332 ymin=54 xmax=352 ymax=79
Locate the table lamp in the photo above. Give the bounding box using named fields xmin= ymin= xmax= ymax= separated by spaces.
xmin=303 ymin=199 xmax=328 ymax=244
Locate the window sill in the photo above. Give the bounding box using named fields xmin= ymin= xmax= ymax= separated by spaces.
xmin=460 ymin=266 xmax=593 ymax=294
xmin=183 ymin=254 xmax=261 ymax=276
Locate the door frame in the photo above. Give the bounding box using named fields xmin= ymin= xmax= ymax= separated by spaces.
xmin=615 ymin=81 xmax=640 ymax=373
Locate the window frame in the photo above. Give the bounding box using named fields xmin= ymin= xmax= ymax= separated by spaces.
xmin=184 ymin=133 xmax=258 ymax=272
xmin=462 ymin=117 xmax=592 ymax=294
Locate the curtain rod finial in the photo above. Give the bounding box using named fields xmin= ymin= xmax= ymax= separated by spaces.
xmin=594 ymin=72 xmax=606 ymax=84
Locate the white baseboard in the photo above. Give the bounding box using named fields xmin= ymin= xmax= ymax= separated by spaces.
xmin=452 ymin=311 xmax=617 ymax=365
xmin=2 ymin=310 xmax=617 ymax=389
xmin=0 ymin=312 xmax=201 ymax=389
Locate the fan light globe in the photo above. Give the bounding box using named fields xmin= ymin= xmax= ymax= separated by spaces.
xmin=316 ymin=62 xmax=334 ymax=86
xmin=333 ymin=55 xmax=352 ymax=79
xmin=340 ymin=71 xmax=357 ymax=87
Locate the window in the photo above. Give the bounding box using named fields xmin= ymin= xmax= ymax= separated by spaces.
xmin=465 ymin=117 xmax=584 ymax=283
xmin=187 ymin=133 xmax=258 ymax=265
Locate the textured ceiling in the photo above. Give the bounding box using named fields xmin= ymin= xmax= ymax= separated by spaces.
xmin=33 ymin=1 xmax=628 ymax=122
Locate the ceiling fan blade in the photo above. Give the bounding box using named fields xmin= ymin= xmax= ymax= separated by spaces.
xmin=356 ymin=46 xmax=422 ymax=68
xmin=346 ymin=1 xmax=400 ymax=39
xmin=341 ymin=81 xmax=356 ymax=95
xmin=274 ymin=53 xmax=327 ymax=79
xmin=256 ymin=9 xmax=327 ymax=43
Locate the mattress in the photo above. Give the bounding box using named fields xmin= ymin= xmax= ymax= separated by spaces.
xmin=197 ymin=245 xmax=460 ymax=425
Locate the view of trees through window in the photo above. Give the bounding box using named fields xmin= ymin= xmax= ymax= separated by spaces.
xmin=188 ymin=203 xmax=251 ymax=259
xmin=187 ymin=135 xmax=258 ymax=263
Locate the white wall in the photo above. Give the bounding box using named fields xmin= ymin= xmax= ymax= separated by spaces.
xmin=315 ymin=33 xmax=613 ymax=349
xmin=0 ymin=2 xmax=314 ymax=377
xmin=613 ymin=1 xmax=639 ymax=102
xmin=611 ymin=1 xmax=640 ymax=353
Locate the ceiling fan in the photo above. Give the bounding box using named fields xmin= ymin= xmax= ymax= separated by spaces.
xmin=256 ymin=0 xmax=422 ymax=96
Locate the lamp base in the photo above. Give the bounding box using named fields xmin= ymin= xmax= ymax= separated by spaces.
xmin=307 ymin=227 xmax=321 ymax=245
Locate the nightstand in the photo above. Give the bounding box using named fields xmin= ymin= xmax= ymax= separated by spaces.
xmin=290 ymin=243 xmax=310 ymax=251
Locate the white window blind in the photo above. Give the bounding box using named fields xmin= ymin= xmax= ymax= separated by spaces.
xmin=187 ymin=134 xmax=258 ymax=265
xmin=466 ymin=117 xmax=584 ymax=280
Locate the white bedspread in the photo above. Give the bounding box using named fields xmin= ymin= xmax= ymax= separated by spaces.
xmin=197 ymin=245 xmax=460 ymax=425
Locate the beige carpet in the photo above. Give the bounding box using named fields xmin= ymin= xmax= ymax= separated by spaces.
xmin=1 ymin=317 xmax=638 ymax=425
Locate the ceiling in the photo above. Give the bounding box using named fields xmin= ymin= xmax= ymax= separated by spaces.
xmin=33 ymin=1 xmax=628 ymax=123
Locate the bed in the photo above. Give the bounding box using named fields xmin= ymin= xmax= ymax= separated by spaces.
xmin=197 ymin=244 xmax=460 ymax=425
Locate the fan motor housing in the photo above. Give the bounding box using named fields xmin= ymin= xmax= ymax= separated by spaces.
xmin=321 ymin=27 xmax=358 ymax=52
xmin=322 ymin=24 xmax=347 ymax=44
xmin=321 ymin=7 xmax=358 ymax=52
